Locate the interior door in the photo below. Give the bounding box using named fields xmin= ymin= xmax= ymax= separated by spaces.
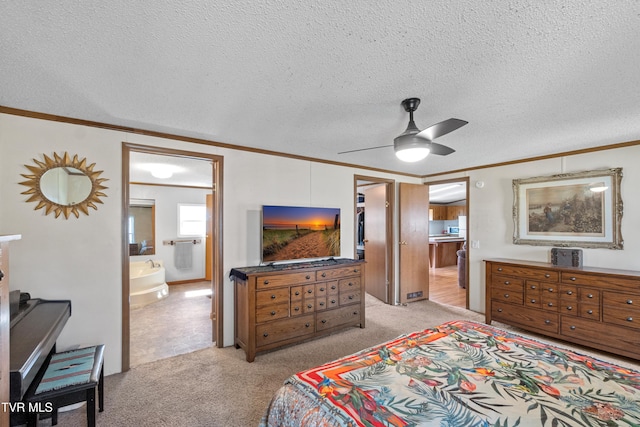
xmin=399 ymin=183 xmax=430 ymax=303
xmin=362 ymin=184 xmax=388 ymax=303
xmin=205 ymin=193 xmax=215 ymax=342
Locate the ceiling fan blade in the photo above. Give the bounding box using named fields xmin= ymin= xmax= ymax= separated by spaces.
xmin=338 ymin=144 xmax=393 ymax=155
xmin=428 ymin=142 xmax=456 ymax=156
xmin=416 ymin=118 xmax=468 ymax=141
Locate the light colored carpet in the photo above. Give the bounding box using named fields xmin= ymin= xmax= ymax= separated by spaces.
xmin=53 ymin=295 xmax=638 ymax=427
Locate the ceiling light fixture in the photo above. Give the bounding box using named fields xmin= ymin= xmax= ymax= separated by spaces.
xmin=139 ymin=163 xmax=178 ymax=179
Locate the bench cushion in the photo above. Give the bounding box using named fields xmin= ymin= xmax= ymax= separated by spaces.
xmin=34 ymin=346 xmax=100 ymax=395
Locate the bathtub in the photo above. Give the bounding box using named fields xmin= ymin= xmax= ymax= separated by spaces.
xmin=130 ymin=260 xmax=169 ymax=308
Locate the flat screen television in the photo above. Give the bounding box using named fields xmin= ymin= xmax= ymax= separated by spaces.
xmin=262 ymin=205 xmax=341 ymax=263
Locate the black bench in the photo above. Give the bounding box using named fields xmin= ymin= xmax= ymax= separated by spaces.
xmin=25 ymin=344 xmax=105 ymax=426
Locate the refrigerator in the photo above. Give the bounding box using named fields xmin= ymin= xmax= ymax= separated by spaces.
xmin=458 ymin=216 xmax=467 ymax=239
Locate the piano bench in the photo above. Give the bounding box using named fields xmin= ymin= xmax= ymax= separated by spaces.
xmin=24 ymin=345 xmax=105 ymax=427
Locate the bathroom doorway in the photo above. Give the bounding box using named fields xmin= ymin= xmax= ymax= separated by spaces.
xmin=122 ymin=143 xmax=223 ymax=371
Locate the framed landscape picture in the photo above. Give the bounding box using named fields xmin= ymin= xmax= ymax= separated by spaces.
xmin=513 ymin=168 xmax=623 ymax=249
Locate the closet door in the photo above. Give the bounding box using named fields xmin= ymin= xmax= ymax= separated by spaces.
xmin=398 ymin=183 xmax=429 ymax=303
xmin=362 ymin=185 xmax=389 ymax=303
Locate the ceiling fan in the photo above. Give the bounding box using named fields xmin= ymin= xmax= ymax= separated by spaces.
xmin=339 ymin=98 xmax=468 ymax=162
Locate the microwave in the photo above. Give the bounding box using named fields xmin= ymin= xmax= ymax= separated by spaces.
xmin=447 ymin=226 xmax=460 ymax=234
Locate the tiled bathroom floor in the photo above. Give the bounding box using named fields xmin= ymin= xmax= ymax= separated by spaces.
xmin=130 ymin=281 xmax=214 ymax=367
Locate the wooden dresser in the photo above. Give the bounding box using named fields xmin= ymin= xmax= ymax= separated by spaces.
xmin=1 ymin=235 xmax=21 ymax=427
xmin=485 ymin=258 xmax=640 ymax=360
xmin=231 ymin=259 xmax=365 ymax=362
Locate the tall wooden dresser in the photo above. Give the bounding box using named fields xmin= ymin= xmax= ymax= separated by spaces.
xmin=485 ymin=258 xmax=640 ymax=361
xmin=231 ymin=259 xmax=365 ymax=362
xmin=0 ymin=235 xmax=21 ymax=427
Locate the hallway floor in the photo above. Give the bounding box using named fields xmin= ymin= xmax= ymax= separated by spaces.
xmin=130 ymin=281 xmax=214 ymax=367
xmin=429 ymin=265 xmax=467 ymax=308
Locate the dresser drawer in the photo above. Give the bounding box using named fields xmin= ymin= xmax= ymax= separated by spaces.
xmin=602 ymin=292 xmax=640 ymax=329
xmin=256 ymin=272 xmax=316 ymax=288
xmin=318 ymin=266 xmax=363 ymax=280
xmin=561 ymin=272 xmax=640 ymax=291
xmin=326 ymin=281 xmax=339 ymax=295
xmin=492 ymin=303 xmax=559 ymax=334
xmin=559 ymin=285 xmax=578 ymax=301
xmin=492 ymin=275 xmax=523 ymax=290
xmin=256 ymin=288 xmax=290 ymax=308
xmin=579 ymin=287 xmax=600 ymax=304
xmin=340 ymin=289 xmax=361 ymax=305
xmin=256 ymin=303 xmax=289 ymax=323
xmin=491 ymin=287 xmax=523 ymax=305
xmin=579 ymin=303 xmax=599 ymax=320
xmin=256 ymin=314 xmax=315 ymax=347
xmin=339 ymin=277 xmax=361 ymax=292
xmin=316 ymin=306 xmax=362 ymax=331
xmin=492 ymin=264 xmax=558 ymax=281
xmin=561 ymin=316 xmax=640 ymax=354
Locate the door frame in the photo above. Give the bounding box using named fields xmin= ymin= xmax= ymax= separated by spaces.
xmin=354 ymin=175 xmax=395 ymax=304
xmin=425 ymin=177 xmax=469 ymax=309
xmin=121 ymin=142 xmax=224 ymax=371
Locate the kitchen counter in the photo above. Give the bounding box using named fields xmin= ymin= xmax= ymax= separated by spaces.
xmin=429 ymin=238 xmax=465 ymax=268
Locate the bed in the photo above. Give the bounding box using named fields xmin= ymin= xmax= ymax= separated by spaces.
xmin=259 ymin=320 xmax=640 ymax=426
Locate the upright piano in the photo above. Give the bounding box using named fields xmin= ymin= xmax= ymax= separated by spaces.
xmin=9 ymin=298 xmax=71 ymax=426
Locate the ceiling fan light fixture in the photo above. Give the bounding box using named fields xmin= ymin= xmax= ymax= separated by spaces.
xmin=395 ymin=146 xmax=430 ymax=162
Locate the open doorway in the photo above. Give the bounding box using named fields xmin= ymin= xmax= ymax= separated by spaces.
xmin=122 ymin=143 xmax=223 ymax=371
xmin=426 ymin=178 xmax=469 ymax=309
xmin=354 ymin=175 xmax=394 ymax=304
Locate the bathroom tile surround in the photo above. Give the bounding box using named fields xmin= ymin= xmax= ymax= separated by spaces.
xmin=130 ymin=282 xmax=213 ymax=367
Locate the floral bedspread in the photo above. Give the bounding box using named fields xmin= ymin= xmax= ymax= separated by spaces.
xmin=260 ymin=320 xmax=640 ymax=427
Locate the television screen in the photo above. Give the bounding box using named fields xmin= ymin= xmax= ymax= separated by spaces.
xmin=262 ymin=205 xmax=341 ymax=263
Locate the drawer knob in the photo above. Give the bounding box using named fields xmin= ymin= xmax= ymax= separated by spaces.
xmin=331 ymin=285 xmax=337 ymax=290
xmin=0 ymin=270 xmax=4 ymax=281
xmin=587 ymin=294 xmax=593 ymax=299
xmin=307 ymin=289 xmax=313 ymax=293
xmin=545 ymin=319 xmax=551 ymax=324
xmin=530 ymin=285 xmax=537 ymax=289
xmin=530 ymin=299 xmax=537 ymax=303
xmin=295 ymin=291 xmax=300 ymax=296
xmin=497 ymin=267 xmax=503 ymax=271
xmin=320 ymin=287 xmax=325 ymax=291
xmin=627 ymin=300 xmax=633 ymax=305
xmin=504 ymin=281 xmax=510 ymax=285
xmin=321 ymin=319 xmax=327 ymax=324
xmin=307 ymin=304 xmax=312 ymax=308
xmin=497 ymin=308 xmax=503 ymax=312
xmin=263 ymin=332 xmax=269 ymax=337
xmin=270 ymin=311 xmax=276 ymax=316
xmin=627 ymin=317 xmax=634 ymax=322
xmin=587 ymin=309 xmax=593 ymax=314
xmin=570 ymin=277 xmax=576 ymax=281
xmin=264 ymin=280 xmax=270 ymax=285
xmin=294 ymin=307 xmax=300 ymax=311
xmin=321 ymin=272 xmax=326 ymax=277
xmin=570 ymin=325 xmax=576 ymax=330
xmin=331 ymin=299 xmax=336 ymax=304
xmin=547 ymin=288 xmax=554 ymax=292
xmin=306 ymin=275 xmax=311 ymax=280
xmin=348 ymin=282 xmax=354 ymax=286
xmin=547 ymin=303 xmax=554 ymax=307
xmin=319 ymin=302 xmax=325 ymax=306
xmin=348 ymin=295 xmax=354 ymax=300
xmin=566 ymin=306 xmax=573 ymax=311
xmin=305 ymin=323 xmax=310 ymax=327
xmin=271 ymin=294 xmax=277 ymax=299
xmin=544 ymin=274 xmax=551 ymax=278
xmin=504 ymin=294 xmax=510 ymax=298
xmin=353 ymin=311 xmax=358 ymax=315
xmin=354 ymin=269 xmax=359 ymax=273
xmin=566 ymin=291 xmax=573 ymax=295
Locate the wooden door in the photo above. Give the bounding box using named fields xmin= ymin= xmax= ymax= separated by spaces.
xmin=399 ymin=183 xmax=429 ymax=303
xmin=205 ymin=193 xmax=216 ymax=342
xmin=362 ymin=185 xmax=388 ymax=303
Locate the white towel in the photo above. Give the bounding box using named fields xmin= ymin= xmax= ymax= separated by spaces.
xmin=174 ymin=241 xmax=193 ymax=270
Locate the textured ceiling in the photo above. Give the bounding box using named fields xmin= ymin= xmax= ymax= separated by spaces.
xmin=2 ymin=1 xmax=640 ymax=176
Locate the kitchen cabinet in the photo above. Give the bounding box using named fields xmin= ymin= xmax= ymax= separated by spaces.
xmin=446 ymin=206 xmax=466 ymax=220
xmin=429 ymin=238 xmax=465 ymax=268
xmin=429 ymin=206 xmax=447 ymax=220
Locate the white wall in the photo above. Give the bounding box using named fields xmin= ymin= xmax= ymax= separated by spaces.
xmin=426 ymin=145 xmax=640 ymax=313
xmin=0 ymin=112 xmax=420 ymax=374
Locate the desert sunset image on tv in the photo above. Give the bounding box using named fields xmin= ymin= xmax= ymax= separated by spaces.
xmin=262 ymin=206 xmax=340 ymax=262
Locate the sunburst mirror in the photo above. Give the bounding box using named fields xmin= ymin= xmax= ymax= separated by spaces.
xmin=19 ymin=152 xmax=109 ymax=219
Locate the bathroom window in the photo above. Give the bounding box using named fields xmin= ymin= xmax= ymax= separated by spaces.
xmin=178 ymin=204 xmax=206 ymax=236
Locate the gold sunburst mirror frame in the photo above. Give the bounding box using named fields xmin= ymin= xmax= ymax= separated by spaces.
xmin=19 ymin=152 xmax=109 ymax=219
